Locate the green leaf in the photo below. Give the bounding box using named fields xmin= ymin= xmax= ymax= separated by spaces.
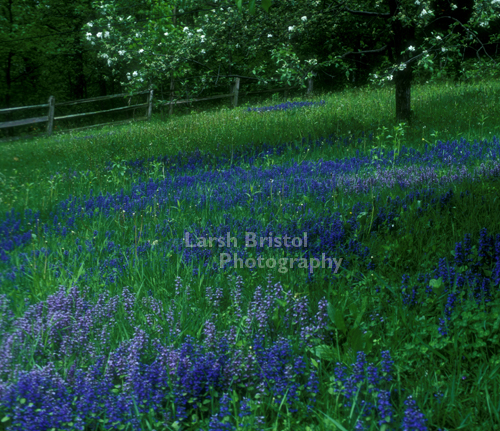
xmin=315 ymin=345 xmax=335 ymax=360
xmin=249 ymin=0 xmax=256 ymax=15
xmin=327 ymin=302 xmax=347 ymax=333
xmin=349 ymin=327 xmax=364 ymax=354
xmin=236 ymin=0 xmax=243 ymax=11
xmin=363 ymin=332 xmax=373 ymax=354
xmin=429 ymin=277 xmax=443 ymax=289
xmin=348 ymin=303 xmax=359 ymax=319
xmin=354 ymin=300 xmax=366 ymax=328
xmin=262 ymin=0 xmax=272 ymax=12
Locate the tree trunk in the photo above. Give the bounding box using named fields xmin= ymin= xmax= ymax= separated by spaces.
xmin=389 ymin=0 xmax=415 ymax=124
xmin=395 ymin=61 xmax=413 ymax=123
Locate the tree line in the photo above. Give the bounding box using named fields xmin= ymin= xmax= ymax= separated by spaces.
xmin=1 ymin=0 xmax=499 ymax=126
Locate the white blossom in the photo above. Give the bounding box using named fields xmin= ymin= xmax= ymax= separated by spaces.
xmin=268 ymin=34 xmax=273 ymax=38
xmin=420 ymin=8 xmax=427 ymax=16
xmin=139 ymin=49 xmax=144 ymax=53
xmin=183 ymin=27 xmax=189 ymax=32
xmin=118 ymin=50 xmax=125 ymax=55
xmin=132 ymin=71 xmax=138 ymax=77
xmin=301 ymin=16 xmax=307 ymax=21
xmin=201 ymin=35 xmax=206 ymax=42
xmin=288 ymin=26 xmax=295 ymax=31
xmin=399 ymin=63 xmax=407 ymax=70
xmin=85 ymin=32 xmax=92 ymax=40
xmin=441 ymin=47 xmax=447 ymax=52
xmin=451 ymin=3 xmax=458 ymax=9
xmin=197 ymin=28 xmax=203 ymax=33
xmin=436 ymin=35 xmax=442 ymax=40
xmin=87 ymin=22 xmax=93 ymax=27
xmin=164 ymin=32 xmax=169 ymax=36
xmin=415 ymin=0 xmax=420 ymax=4
xmin=408 ymin=45 xmax=415 ymax=51
xmin=374 ymin=74 xmax=378 ymax=78
xmin=201 ymin=49 xmax=206 ymax=54
xmin=96 ymin=32 xmax=102 ymax=38
xmin=135 ymin=32 xmax=140 ymax=38
xmin=104 ymin=31 xmax=110 ymax=38
xmin=387 ymin=75 xmax=393 ymax=81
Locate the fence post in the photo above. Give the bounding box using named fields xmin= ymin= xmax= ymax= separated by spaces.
xmin=46 ymin=96 xmax=55 ymax=136
xmin=232 ymin=78 xmax=240 ymax=108
xmin=169 ymin=77 xmax=175 ymax=116
xmin=147 ymin=87 xmax=154 ymax=121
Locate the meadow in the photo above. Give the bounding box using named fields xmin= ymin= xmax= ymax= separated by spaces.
xmin=0 ymin=79 xmax=500 ymax=430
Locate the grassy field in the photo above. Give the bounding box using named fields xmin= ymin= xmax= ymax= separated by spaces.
xmin=1 ymin=79 xmax=500 ymax=430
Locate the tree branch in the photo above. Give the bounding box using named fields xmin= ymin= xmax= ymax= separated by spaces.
xmin=344 ymin=8 xmax=390 ymax=17
xmin=427 ymin=16 xmax=497 ymax=64
xmin=340 ymin=45 xmax=388 ymax=58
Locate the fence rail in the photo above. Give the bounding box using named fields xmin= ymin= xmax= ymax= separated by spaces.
xmin=54 ymin=90 xmax=150 ymax=107
xmin=0 ymin=76 xmax=314 ymax=142
xmin=0 ymin=102 xmax=49 ymax=113
xmin=0 ymin=116 xmax=49 ymax=130
xmin=159 ymin=77 xmax=310 ymax=113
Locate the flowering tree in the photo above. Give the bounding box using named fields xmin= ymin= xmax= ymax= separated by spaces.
xmin=82 ymin=0 xmax=499 ymax=122
xmin=235 ymin=0 xmax=500 ymax=122
xmin=82 ymin=0 xmax=341 ymax=106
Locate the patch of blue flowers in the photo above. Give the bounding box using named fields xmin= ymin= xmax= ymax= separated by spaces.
xmin=247 ymin=100 xmax=326 ymax=113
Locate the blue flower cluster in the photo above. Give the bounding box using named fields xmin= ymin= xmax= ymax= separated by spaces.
xmin=333 ymin=351 xmax=427 ymax=430
xmin=398 ymin=228 xmax=500 ymax=337
xmin=247 ymin=100 xmax=326 ymax=113
xmin=0 ymin=279 xmax=325 ymax=430
xmin=0 ymin=277 xmax=430 ymax=431
xmin=2 ymin=135 xmax=499 ymax=296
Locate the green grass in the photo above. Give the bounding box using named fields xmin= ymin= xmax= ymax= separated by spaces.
xmin=1 ymin=78 xmax=500 ymax=430
xmin=1 ymin=79 xmax=499 ymax=214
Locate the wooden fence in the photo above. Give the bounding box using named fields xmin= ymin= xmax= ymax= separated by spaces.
xmin=0 ymin=76 xmax=314 ymax=141
xmin=0 ymin=89 xmax=153 ymax=142
xmin=162 ymin=76 xmax=314 ymax=114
